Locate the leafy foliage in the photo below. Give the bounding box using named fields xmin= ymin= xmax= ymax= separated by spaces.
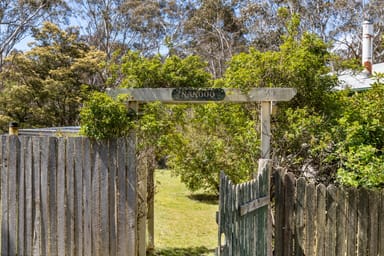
xmin=333 ymin=83 xmax=384 ymax=188
xmin=273 ymin=107 xmax=338 ymax=184
xmin=167 ymin=104 xmax=259 ymax=193
xmin=107 ymin=51 xmax=261 ymax=193
xmin=274 ymin=82 xmax=384 ymax=188
xmin=223 ymin=30 xmax=337 ymax=113
xmin=0 ymin=22 xmax=105 ymax=129
xmin=220 ymin=18 xmax=384 ymax=188
xmin=80 ymin=92 xmax=135 ymax=140
xmin=111 ymin=51 xmax=212 ymax=88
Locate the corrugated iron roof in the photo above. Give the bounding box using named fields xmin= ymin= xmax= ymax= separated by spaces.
xmin=18 ymin=126 xmax=81 ymax=136
xmin=335 ymin=63 xmax=384 ymax=91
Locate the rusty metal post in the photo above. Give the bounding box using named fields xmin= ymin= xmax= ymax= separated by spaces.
xmin=9 ymin=122 xmax=19 ymax=135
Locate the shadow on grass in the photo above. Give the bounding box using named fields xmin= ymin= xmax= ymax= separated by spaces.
xmin=187 ymin=194 xmax=219 ymax=205
xmin=148 ymin=246 xmax=215 ymax=256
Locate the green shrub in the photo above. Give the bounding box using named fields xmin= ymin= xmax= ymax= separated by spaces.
xmin=79 ymin=92 xmax=135 ymax=139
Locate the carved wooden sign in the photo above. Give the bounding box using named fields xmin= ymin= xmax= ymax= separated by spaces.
xmin=171 ymin=88 xmax=226 ymax=101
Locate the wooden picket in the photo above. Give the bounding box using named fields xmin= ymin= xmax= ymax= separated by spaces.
xmin=274 ymin=170 xmax=384 ymax=256
xmin=217 ymin=159 xmax=271 ymax=256
xmin=0 ymin=135 xmax=137 ymax=256
xmin=219 ymin=166 xmax=384 ymax=256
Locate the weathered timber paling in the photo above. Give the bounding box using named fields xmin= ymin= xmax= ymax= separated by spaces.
xmin=218 ymin=159 xmax=271 ymax=256
xmin=0 ymin=135 xmax=137 ymax=256
xmin=274 ymin=170 xmax=384 ymax=256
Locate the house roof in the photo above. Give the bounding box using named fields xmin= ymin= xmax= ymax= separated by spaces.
xmin=18 ymin=126 xmax=81 ymax=136
xmin=336 ymin=63 xmax=384 ymax=91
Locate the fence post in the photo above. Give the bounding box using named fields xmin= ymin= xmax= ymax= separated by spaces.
xmin=258 ymin=159 xmax=272 ymax=256
xmin=147 ymin=162 xmax=155 ymax=253
xmin=9 ymin=122 xmax=19 ymax=135
xmin=260 ymin=102 xmax=271 ymax=159
xmin=127 ymin=102 xmax=139 ymax=256
xmin=260 ymin=100 xmax=272 ymax=256
xmin=137 ymin=152 xmax=147 ymax=256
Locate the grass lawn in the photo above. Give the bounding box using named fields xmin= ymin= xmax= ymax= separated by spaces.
xmin=152 ymin=170 xmax=218 ymax=256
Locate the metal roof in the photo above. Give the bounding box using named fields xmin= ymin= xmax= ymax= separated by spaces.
xmin=335 ymin=63 xmax=384 ymax=91
xmin=18 ymin=126 xmax=81 ymax=136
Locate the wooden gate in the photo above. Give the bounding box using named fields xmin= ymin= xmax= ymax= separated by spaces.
xmin=217 ymin=159 xmax=271 ymax=256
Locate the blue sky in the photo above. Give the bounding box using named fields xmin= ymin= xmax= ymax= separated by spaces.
xmin=15 ymin=14 xmax=84 ymax=52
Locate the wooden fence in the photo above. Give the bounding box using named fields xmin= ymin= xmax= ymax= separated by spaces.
xmin=274 ymin=170 xmax=384 ymax=256
xmin=0 ymin=135 xmax=137 ymax=256
xmin=217 ymin=159 xmax=271 ymax=256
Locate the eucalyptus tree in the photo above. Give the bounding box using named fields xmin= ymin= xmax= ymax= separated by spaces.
xmin=70 ymin=0 xmax=195 ymax=90
xmin=0 ymin=0 xmax=69 ymax=68
xmin=231 ymin=0 xmax=384 ymax=67
xmin=72 ymin=0 xmax=135 ymax=58
xmin=274 ymin=0 xmax=384 ymax=65
xmin=237 ymin=1 xmax=285 ymax=51
xmin=71 ymin=0 xmax=182 ymax=58
xmin=181 ymin=0 xmax=247 ymax=78
xmin=67 ymin=0 xmax=384 ymax=76
xmin=177 ymin=0 xmax=378 ymax=76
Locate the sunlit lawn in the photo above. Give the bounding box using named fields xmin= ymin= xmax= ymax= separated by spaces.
xmin=151 ymin=170 xmax=218 ymax=256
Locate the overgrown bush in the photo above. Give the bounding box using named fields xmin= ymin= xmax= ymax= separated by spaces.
xmin=167 ymin=103 xmax=260 ymax=193
xmin=333 ymin=82 xmax=384 ymax=188
xmin=79 ymin=92 xmax=135 ymax=139
xmin=273 ymin=82 xmax=384 ymax=188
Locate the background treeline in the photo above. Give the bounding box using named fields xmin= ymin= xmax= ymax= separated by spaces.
xmin=1 ymin=0 xmax=383 ymax=75
xmin=0 ymin=0 xmax=384 ymax=191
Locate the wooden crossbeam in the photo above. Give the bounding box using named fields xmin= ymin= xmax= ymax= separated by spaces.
xmin=239 ymin=196 xmax=270 ymax=216
xmin=107 ymin=87 xmax=296 ymax=103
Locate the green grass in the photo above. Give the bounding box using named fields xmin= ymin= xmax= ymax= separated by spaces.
xmin=151 ymin=170 xmax=218 ymax=256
